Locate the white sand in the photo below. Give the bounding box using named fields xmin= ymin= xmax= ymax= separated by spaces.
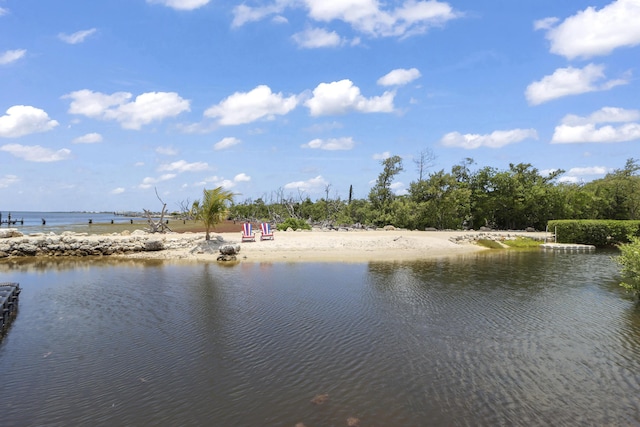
xmin=126 ymin=229 xmax=551 ymax=263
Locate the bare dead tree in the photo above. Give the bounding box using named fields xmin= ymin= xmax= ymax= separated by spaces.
xmin=144 ymin=188 xmax=172 ymax=233
xmin=414 ymin=148 xmax=437 ymax=182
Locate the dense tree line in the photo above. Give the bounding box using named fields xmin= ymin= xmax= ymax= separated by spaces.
xmin=227 ymin=157 xmax=640 ymax=231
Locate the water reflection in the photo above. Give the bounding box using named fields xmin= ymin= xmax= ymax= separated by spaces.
xmin=0 ymin=252 xmax=639 ymax=426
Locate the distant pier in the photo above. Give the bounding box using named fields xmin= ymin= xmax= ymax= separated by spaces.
xmin=0 ymin=212 xmax=24 ymax=226
xmin=0 ymin=283 xmax=21 ymax=333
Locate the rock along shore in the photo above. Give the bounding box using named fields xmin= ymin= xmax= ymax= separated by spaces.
xmin=0 ymin=228 xmax=203 ymax=258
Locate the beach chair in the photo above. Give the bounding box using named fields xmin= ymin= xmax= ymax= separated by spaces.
xmin=241 ymin=222 xmax=256 ymax=242
xmin=260 ymin=222 xmax=274 ymax=240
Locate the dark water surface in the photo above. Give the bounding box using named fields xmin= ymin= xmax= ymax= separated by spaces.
xmin=1 ymin=251 xmax=639 ymax=426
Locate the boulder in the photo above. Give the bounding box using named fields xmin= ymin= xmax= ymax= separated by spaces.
xmin=219 ymin=244 xmax=241 ymax=255
xmin=144 ymin=240 xmax=164 ymax=251
xmin=0 ymin=228 xmax=23 ymax=239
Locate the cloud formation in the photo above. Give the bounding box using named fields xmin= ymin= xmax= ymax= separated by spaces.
xmin=146 ymin=0 xmax=210 ymax=10
xmin=0 ymin=175 xmax=19 ymax=188
xmin=157 ymin=160 xmax=209 ymax=173
xmin=58 ymin=29 xmax=97 ymax=44
xmin=73 ymin=133 xmax=102 ymax=144
xmin=525 ymin=64 xmax=628 ymax=105
xmin=0 ymin=144 xmax=71 ymax=162
xmin=292 ymin=27 xmax=345 ymax=48
xmin=204 ymin=85 xmax=298 ymax=126
xmin=0 ymin=105 xmax=59 ymax=138
xmin=377 ymin=68 xmax=421 ymax=86
xmin=305 ymin=79 xmax=395 ymax=116
xmin=233 ymin=0 xmax=460 ymax=38
xmin=284 ymin=175 xmax=328 ymax=192
xmin=214 ymin=137 xmax=241 ymax=150
xmin=64 ymin=89 xmax=190 ymax=130
xmin=552 ymin=106 xmax=640 ymax=143
xmin=0 ymin=49 xmax=26 ymax=65
xmin=538 ymin=0 xmax=640 ymax=59
xmin=301 ymin=137 xmax=355 ymax=150
xmin=440 ymin=128 xmax=538 ymax=149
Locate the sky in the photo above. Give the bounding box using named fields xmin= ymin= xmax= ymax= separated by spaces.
xmin=1 ymin=0 xmax=639 ymax=212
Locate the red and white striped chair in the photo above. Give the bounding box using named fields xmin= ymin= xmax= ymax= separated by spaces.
xmin=260 ymin=222 xmax=274 ymax=240
xmin=241 ymin=222 xmax=255 ymax=242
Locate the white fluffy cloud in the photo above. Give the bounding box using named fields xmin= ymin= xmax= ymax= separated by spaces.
xmin=234 ymin=173 xmax=251 ymax=182
xmin=301 ymin=137 xmax=355 ymax=150
xmin=284 ymin=175 xmax=328 ymax=192
xmin=305 ymin=79 xmax=395 ymax=116
xmin=64 ymin=89 xmax=190 ymax=130
xmin=0 ymin=49 xmax=26 ymax=65
xmin=377 ymin=68 xmax=421 ymax=86
xmin=567 ymin=166 xmax=609 ymax=176
xmin=0 ymin=144 xmax=71 ymax=162
xmin=214 ymin=137 xmax=242 ymax=150
xmin=139 ymin=173 xmax=177 ymax=189
xmin=146 ymin=0 xmax=210 ymax=10
xmin=292 ymin=27 xmax=344 ymax=48
xmin=157 ymin=160 xmax=208 ymax=173
xmin=233 ymin=0 xmax=459 ymax=38
xmin=73 ymin=133 xmax=102 ymax=144
xmin=372 ymin=151 xmax=391 ymax=160
xmin=58 ymin=29 xmax=97 ymax=44
xmin=525 ymin=64 xmax=628 ymax=105
xmin=440 ymin=128 xmax=538 ymax=149
xmin=232 ymin=2 xmax=289 ymax=27
xmin=204 ymin=85 xmax=298 ymax=126
xmin=0 ymin=105 xmax=59 ymax=138
xmin=552 ymin=106 xmax=640 ymax=143
xmin=538 ymin=0 xmax=640 ymax=59
xmin=110 ymin=187 xmax=125 ymax=195
xmin=197 ymin=172 xmax=250 ymax=188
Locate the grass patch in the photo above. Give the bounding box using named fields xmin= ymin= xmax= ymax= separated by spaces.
xmin=476 ymin=239 xmax=505 ymax=249
xmin=502 ymin=237 xmax=544 ymax=248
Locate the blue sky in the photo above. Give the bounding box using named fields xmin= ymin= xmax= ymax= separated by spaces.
xmin=1 ymin=0 xmax=639 ymax=212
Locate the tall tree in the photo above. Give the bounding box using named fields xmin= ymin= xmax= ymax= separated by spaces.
xmin=368 ymin=155 xmax=403 ymax=225
xmin=194 ymin=187 xmax=235 ymax=240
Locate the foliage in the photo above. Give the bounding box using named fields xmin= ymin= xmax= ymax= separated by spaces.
xmin=548 ymin=220 xmax=640 ymax=246
xmin=368 ymin=155 xmax=403 ymax=226
xmin=276 ymin=217 xmax=311 ymax=231
xmin=218 ymin=157 xmax=640 ymax=234
xmin=194 ymin=187 xmax=235 ymax=240
xmin=616 ymin=236 xmax=640 ymax=297
xmin=502 ymin=237 xmax=544 ymax=248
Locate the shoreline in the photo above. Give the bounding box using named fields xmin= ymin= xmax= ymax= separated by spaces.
xmin=0 ymin=228 xmax=552 ymax=263
xmin=132 ymin=230 xmax=490 ymax=263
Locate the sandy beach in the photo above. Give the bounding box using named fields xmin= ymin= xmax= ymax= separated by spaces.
xmin=121 ymin=229 xmax=551 ymax=263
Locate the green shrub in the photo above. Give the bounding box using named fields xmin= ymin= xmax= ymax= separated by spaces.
xmin=616 ymin=236 xmax=640 ymax=298
xmin=547 ymin=220 xmax=640 ymax=246
xmin=276 ymin=218 xmax=311 ymax=231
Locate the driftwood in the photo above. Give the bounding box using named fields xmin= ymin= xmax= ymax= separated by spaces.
xmin=143 ymin=188 xmax=172 ymax=233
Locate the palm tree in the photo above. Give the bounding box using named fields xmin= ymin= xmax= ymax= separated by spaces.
xmin=194 ymin=187 xmax=234 ymax=240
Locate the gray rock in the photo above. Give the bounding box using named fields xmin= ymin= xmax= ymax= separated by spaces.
xmin=0 ymin=228 xmax=23 ymax=238
xmin=144 ymin=240 xmax=164 ymax=251
xmin=219 ymin=244 xmax=241 ymax=255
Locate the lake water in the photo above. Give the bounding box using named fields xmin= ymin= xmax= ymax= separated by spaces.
xmin=1 ymin=250 xmax=639 ymax=426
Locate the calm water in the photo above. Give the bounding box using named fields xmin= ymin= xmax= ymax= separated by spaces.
xmin=1 ymin=251 xmax=639 ymax=426
xmin=0 ymin=211 xmax=141 ymax=234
